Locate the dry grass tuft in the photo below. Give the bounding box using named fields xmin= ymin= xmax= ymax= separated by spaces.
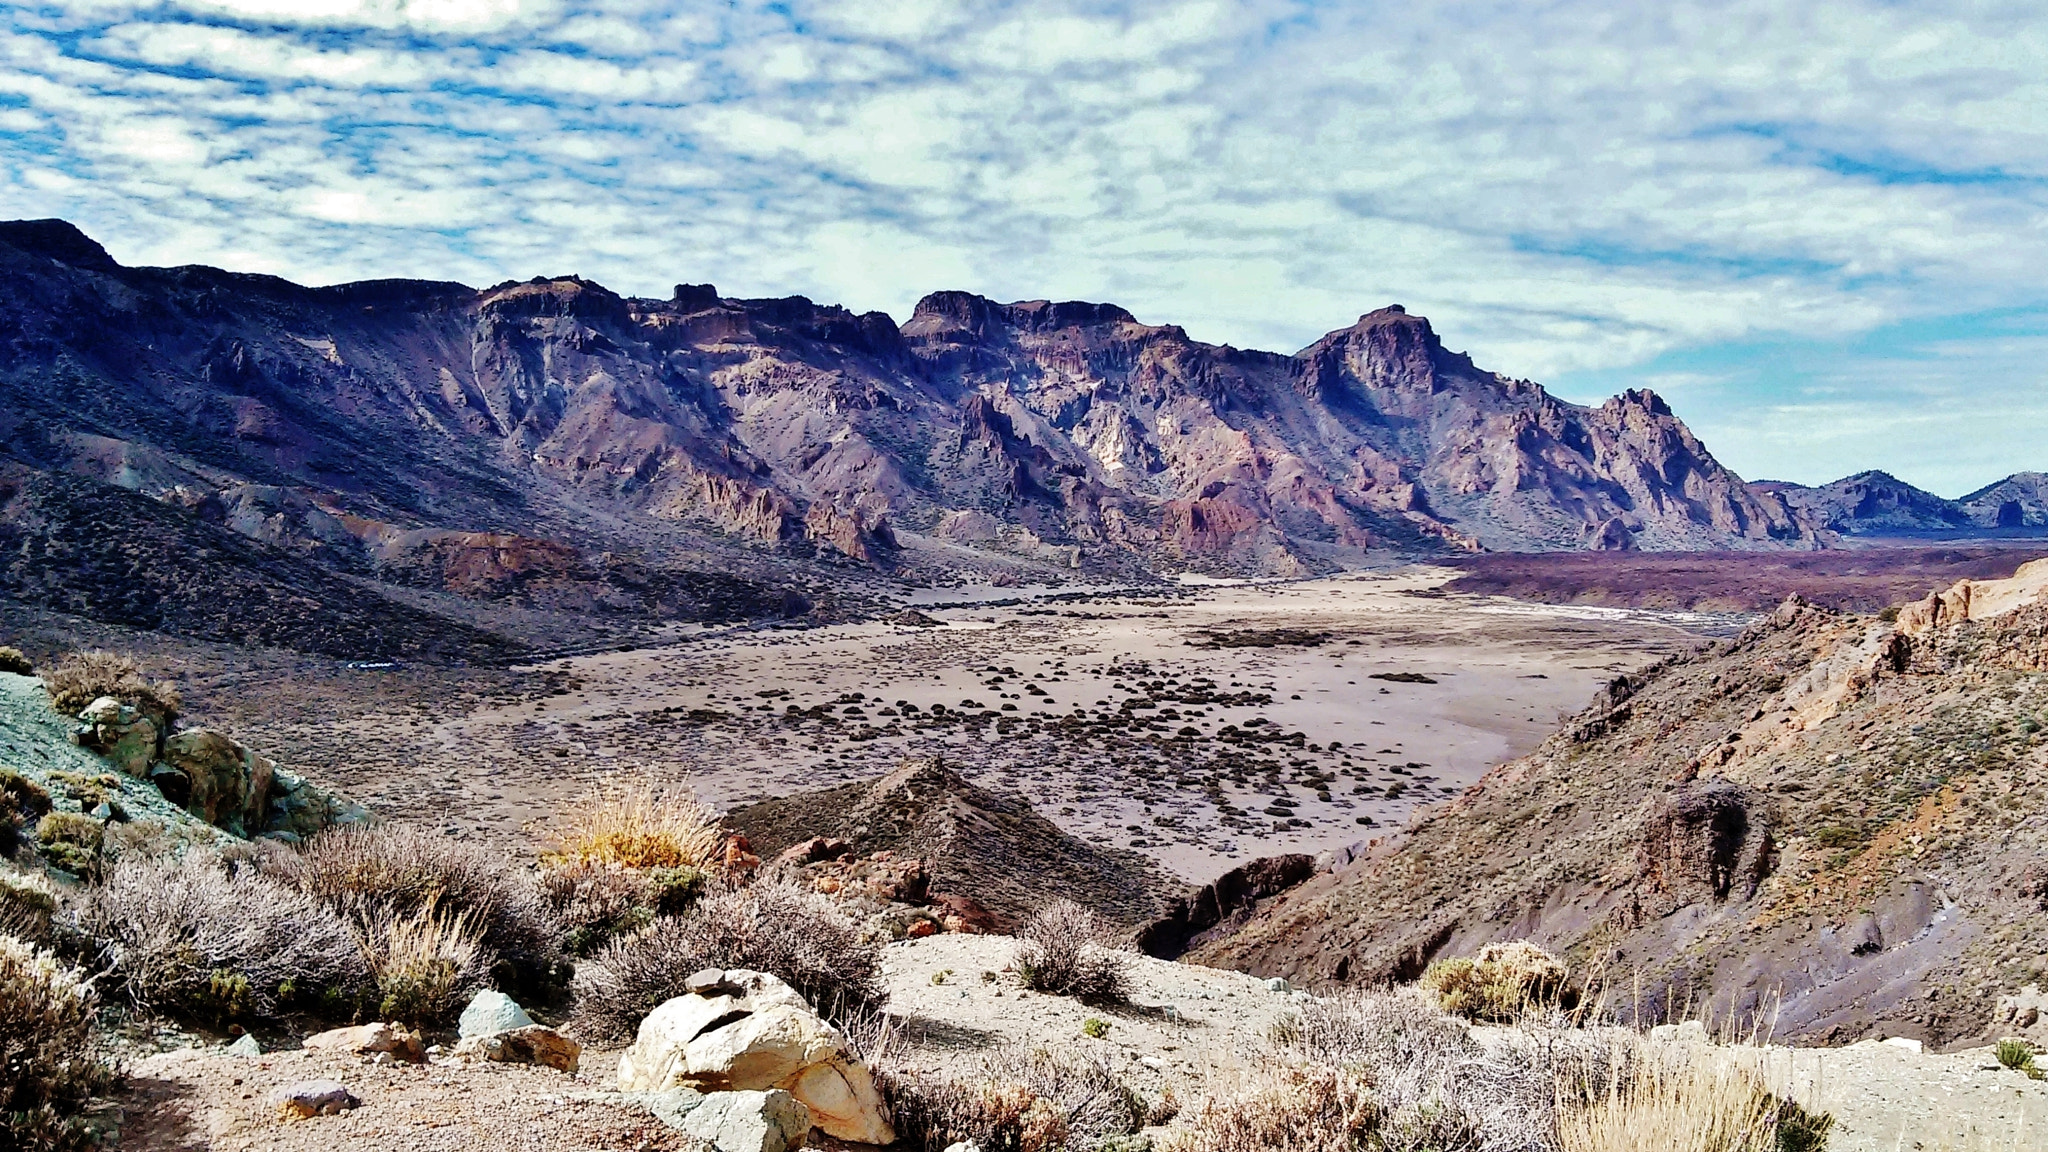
xmin=0 ymin=769 xmax=53 ymax=859
xmin=1421 ymin=939 xmax=1571 ymax=1022
xmin=538 ymin=775 xmax=724 ymax=872
xmin=0 ymin=933 xmax=114 ymax=1152
xmin=570 ymin=879 xmax=882 ymax=1040
xmin=42 ymin=650 xmax=181 ymax=723
xmin=357 ymin=898 xmax=486 ymax=1026
xmin=1014 ymin=898 xmax=1129 ymax=1002
xmin=1557 ymin=1050 xmax=1832 ymax=1152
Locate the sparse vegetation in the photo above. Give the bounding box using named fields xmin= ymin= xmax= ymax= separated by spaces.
xmin=0 ymin=646 xmax=32 ymax=675
xmin=1556 ymin=1052 xmax=1831 ymax=1152
xmin=34 ymin=812 xmax=104 ymax=878
xmin=1081 ymin=1017 xmax=1109 ymax=1038
xmin=878 ymin=1044 xmax=1144 ymax=1152
xmin=0 ymin=769 xmax=53 ymax=858
xmin=1015 ymin=898 xmax=1129 ymax=1001
xmin=570 ymin=878 xmax=882 ymax=1039
xmin=1159 ymin=1064 xmax=1376 ymax=1152
xmin=0 ymin=867 xmax=58 ymax=944
xmin=358 ymin=898 xmax=485 ymax=1025
xmin=1420 ymin=940 xmax=1570 ymax=1022
xmin=41 ymin=650 xmax=181 ymax=723
xmin=0 ymin=933 xmax=113 ymax=1152
xmin=77 ymin=852 xmax=368 ymax=1023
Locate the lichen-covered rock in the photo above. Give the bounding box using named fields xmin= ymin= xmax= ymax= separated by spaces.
xmin=73 ymin=697 xmax=158 ymax=776
xmin=263 ymin=766 xmax=372 ymax=842
xmin=160 ymin=728 xmax=274 ymax=836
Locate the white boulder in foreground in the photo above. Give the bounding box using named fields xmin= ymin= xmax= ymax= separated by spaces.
xmin=676 ymin=1089 xmax=810 ymax=1152
xmin=617 ymin=968 xmax=894 ymax=1145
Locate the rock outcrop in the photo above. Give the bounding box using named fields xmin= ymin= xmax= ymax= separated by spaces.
xmin=617 ymin=968 xmax=894 ymax=1146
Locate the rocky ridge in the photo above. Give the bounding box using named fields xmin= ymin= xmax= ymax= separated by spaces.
xmin=0 ymin=217 xmax=1822 ymax=604
xmin=1191 ymin=559 xmax=2048 ymax=1051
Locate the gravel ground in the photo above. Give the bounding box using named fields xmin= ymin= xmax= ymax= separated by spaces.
xmin=1741 ymin=1037 xmax=2048 ymax=1152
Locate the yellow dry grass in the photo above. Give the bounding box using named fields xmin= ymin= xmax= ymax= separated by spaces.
xmin=536 ymin=774 xmax=723 ymax=872
xmin=1558 ymin=1052 xmax=1801 ymax=1152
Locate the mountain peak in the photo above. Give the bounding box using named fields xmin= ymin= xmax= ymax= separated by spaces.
xmin=0 ymin=219 xmax=117 ymax=271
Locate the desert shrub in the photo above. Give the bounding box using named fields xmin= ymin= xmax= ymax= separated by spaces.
xmin=1557 ymin=1051 xmax=1831 ymax=1152
xmin=358 ymin=899 xmax=485 ymax=1025
xmin=879 ymin=1045 xmax=1144 ymax=1152
xmin=35 ymin=813 xmax=104 ymax=878
xmin=0 ymin=933 xmax=114 ymax=1152
xmin=77 ymin=852 xmax=368 ymax=1023
xmin=1421 ymin=940 xmax=1570 ymax=1022
xmin=0 ymin=646 xmax=32 ymax=675
xmin=1158 ymin=1064 xmax=1377 ymax=1152
xmin=0 ymin=867 xmax=58 ymax=945
xmin=538 ymin=860 xmax=657 ymax=955
xmin=1997 ymin=1037 xmax=2042 ymax=1078
xmin=42 ymin=650 xmax=181 ymax=723
xmin=538 ymin=775 xmax=723 ymax=872
xmin=0 ymin=770 xmax=53 ymax=858
xmin=275 ymin=823 xmax=562 ymax=997
xmin=1014 ymin=899 xmax=1128 ymax=1001
xmin=570 ymin=879 xmax=882 ymax=1040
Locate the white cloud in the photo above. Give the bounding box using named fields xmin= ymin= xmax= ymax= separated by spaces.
xmin=6 ymin=0 xmax=2048 ymax=485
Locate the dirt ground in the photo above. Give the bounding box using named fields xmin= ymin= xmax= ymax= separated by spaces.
xmin=140 ymin=568 xmax=1702 ymax=884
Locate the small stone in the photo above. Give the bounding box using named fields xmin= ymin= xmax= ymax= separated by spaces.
xmin=1264 ymin=977 xmax=1290 ymax=993
xmin=226 ymin=1034 xmax=261 ymax=1058
xmin=269 ymin=1079 xmax=356 ymax=1120
xmin=451 ymin=1025 xmax=582 ymax=1073
xmin=944 ymin=1143 xmax=984 ymax=1152
xmin=459 ymin=989 xmax=535 ymax=1039
xmin=683 ymin=968 xmax=728 ymax=994
xmin=303 ymin=1022 xmax=424 ymax=1064
xmin=1882 ymin=1036 xmax=1924 ymax=1053
xmin=1650 ymin=1020 xmax=1708 ymax=1044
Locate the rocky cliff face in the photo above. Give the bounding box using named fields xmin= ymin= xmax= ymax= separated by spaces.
xmin=1758 ymin=470 xmax=2048 ymax=538
xmin=0 ymin=219 xmax=1818 ymax=583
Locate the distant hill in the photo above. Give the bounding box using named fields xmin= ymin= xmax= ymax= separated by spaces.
xmin=1755 ymin=470 xmax=2048 ymax=538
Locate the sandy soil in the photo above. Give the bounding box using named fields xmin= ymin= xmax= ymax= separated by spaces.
xmin=227 ymin=569 xmax=1697 ymax=883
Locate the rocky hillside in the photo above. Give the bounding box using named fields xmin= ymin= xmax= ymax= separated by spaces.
xmin=0 ymin=218 xmax=1819 ymax=592
xmin=1191 ymin=559 xmax=2048 ymax=1051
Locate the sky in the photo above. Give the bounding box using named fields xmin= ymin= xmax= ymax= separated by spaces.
xmin=2 ymin=1 xmax=2045 ymax=496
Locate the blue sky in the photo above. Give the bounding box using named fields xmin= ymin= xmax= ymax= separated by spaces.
xmin=3 ymin=0 xmax=2045 ymax=495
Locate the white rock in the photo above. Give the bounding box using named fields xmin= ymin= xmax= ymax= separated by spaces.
xmin=1882 ymin=1036 xmax=1924 ymax=1053
xmin=226 ymin=1034 xmax=261 ymax=1058
xmin=676 ymin=1089 xmax=810 ymax=1152
xmin=1649 ymin=1020 xmax=1709 ymax=1044
xmin=617 ymin=968 xmax=895 ymax=1145
xmin=943 ymin=1143 xmax=983 ymax=1152
xmin=459 ymin=989 xmax=535 ymax=1039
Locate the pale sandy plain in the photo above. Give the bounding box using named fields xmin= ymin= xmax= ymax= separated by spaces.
xmin=263 ymin=567 xmax=1706 ymax=883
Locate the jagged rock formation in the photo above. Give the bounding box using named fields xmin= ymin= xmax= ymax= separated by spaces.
xmin=0 ymin=218 xmax=1823 ymax=596
xmin=1961 ymin=472 xmax=2048 ymax=531
xmin=1190 ymin=577 xmax=2048 ymax=1049
xmin=1758 ymin=470 xmax=2048 ymax=538
xmin=724 ymin=757 xmax=1181 ymax=932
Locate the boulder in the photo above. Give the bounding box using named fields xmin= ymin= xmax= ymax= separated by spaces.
xmin=618 ymin=969 xmax=895 ymax=1145
xmin=227 ymin=1034 xmax=262 ymax=1058
xmin=72 ymin=697 xmax=158 ymax=776
xmin=676 ymin=1089 xmax=810 ymax=1152
xmin=459 ymin=989 xmax=534 ymax=1039
xmin=452 ymin=1024 xmax=580 ymax=1073
xmin=270 ymin=1079 xmax=357 ymax=1119
xmin=302 ymin=1022 xmax=424 ymax=1064
xmin=160 ymin=729 xmax=274 ymax=835
xmin=263 ymin=767 xmax=372 ymax=842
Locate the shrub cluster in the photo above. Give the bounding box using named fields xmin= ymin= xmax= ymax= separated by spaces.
xmin=0 ymin=933 xmax=114 ymax=1152
xmin=1420 ymin=940 xmax=1571 ymax=1022
xmin=539 ymin=776 xmax=723 ymax=872
xmin=0 ymin=646 xmax=33 ymax=676
xmin=570 ymin=879 xmax=882 ymax=1040
xmin=41 ymin=650 xmax=181 ymax=723
xmin=0 ymin=769 xmax=52 ymax=858
xmin=1014 ymin=899 xmax=1128 ymax=1001
xmin=879 ymin=1045 xmax=1146 ymax=1152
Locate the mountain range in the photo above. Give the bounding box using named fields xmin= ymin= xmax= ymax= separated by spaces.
xmin=0 ymin=217 xmax=2039 ymax=650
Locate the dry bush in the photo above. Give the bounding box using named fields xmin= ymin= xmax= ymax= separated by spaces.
xmin=1422 ymin=940 xmax=1571 ymax=1022
xmin=0 ymin=646 xmax=32 ymax=675
xmin=1015 ymin=899 xmax=1128 ymax=1001
xmin=275 ymin=824 xmax=562 ymax=996
xmin=536 ymin=860 xmax=661 ymax=956
xmin=0 ymin=933 xmax=114 ymax=1152
xmin=77 ymin=852 xmax=368 ymax=1022
xmin=34 ymin=813 xmax=104 ymax=879
xmin=0 ymin=769 xmax=53 ymax=859
xmin=878 ymin=1046 xmax=1143 ymax=1152
xmin=1557 ymin=1049 xmax=1831 ymax=1152
xmin=0 ymin=867 xmax=59 ymax=945
xmin=570 ymin=879 xmax=882 ymax=1040
xmin=42 ymin=650 xmax=181 ymax=723
xmin=358 ymin=899 xmax=486 ymax=1025
xmin=538 ymin=775 xmax=724 ymax=871
xmin=1159 ymin=1064 xmax=1377 ymax=1152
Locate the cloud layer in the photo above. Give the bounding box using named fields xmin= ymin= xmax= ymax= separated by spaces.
xmin=4 ymin=0 xmax=2045 ymax=492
